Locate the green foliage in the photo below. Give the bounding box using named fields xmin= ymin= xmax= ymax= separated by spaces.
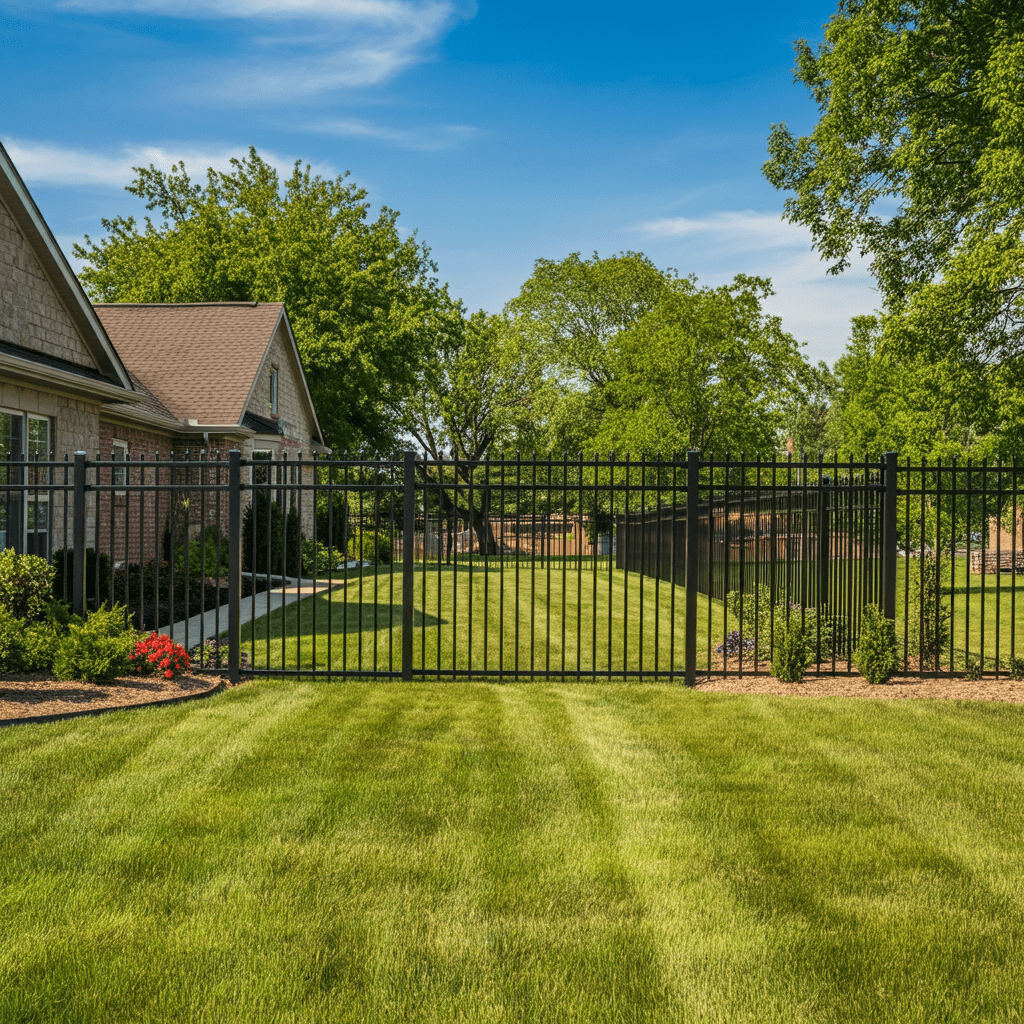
xmin=51 ymin=548 xmax=111 ymax=609
xmin=0 ymin=608 xmax=26 ymax=672
xmin=771 ymin=613 xmax=808 ymax=683
xmin=0 ymin=549 xmax=56 ymax=622
xmin=593 ymin=275 xmax=803 ymax=457
xmin=347 ymin=528 xmax=392 ymax=565
xmin=854 ymin=605 xmax=898 ymax=685
xmin=764 ymin=2 xmax=1024 ymax=457
xmin=73 ymin=147 xmax=460 ymax=455
xmin=21 ymin=621 xmax=63 ymax=672
xmin=964 ymin=657 xmax=983 ymax=682
xmin=52 ymin=603 xmax=138 ymax=684
xmin=178 ymin=526 xmax=229 ymax=578
xmin=726 ymin=585 xmax=772 ymax=654
xmin=302 ymin=539 xmax=345 ymax=576
xmin=907 ymin=556 xmax=952 ymax=665
xmin=1005 ymin=655 xmax=1024 ymax=681
xmin=242 ymin=495 xmax=302 ymax=576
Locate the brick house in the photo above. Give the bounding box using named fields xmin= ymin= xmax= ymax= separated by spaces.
xmin=0 ymin=139 xmax=329 ymax=562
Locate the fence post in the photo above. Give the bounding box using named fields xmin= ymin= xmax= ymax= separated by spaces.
xmin=817 ymin=458 xmax=829 ymax=608
xmin=402 ymin=450 xmax=415 ymax=681
xmin=883 ymin=451 xmax=898 ymax=620
xmin=228 ymin=450 xmax=241 ymax=685
xmin=685 ymin=450 xmax=700 ymax=686
xmin=72 ymin=451 xmax=86 ymax=618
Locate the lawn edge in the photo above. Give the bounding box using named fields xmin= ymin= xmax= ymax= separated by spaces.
xmin=0 ymin=679 xmax=226 ymax=729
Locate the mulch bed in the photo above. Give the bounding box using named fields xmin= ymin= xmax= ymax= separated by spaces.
xmin=695 ymin=664 xmax=1024 ymax=703
xmin=0 ymin=671 xmax=229 ymax=723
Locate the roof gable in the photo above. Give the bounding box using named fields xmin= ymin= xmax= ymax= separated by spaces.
xmin=93 ymin=302 xmax=322 ymax=439
xmin=0 ymin=141 xmax=132 ymax=390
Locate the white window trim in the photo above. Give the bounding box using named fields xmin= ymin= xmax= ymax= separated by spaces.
xmin=251 ymin=448 xmax=273 ymax=486
xmin=0 ymin=410 xmax=52 ymax=555
xmin=111 ymin=439 xmax=128 ymax=495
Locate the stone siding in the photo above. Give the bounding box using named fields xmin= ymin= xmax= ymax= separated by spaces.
xmin=0 ymin=198 xmax=98 ymax=369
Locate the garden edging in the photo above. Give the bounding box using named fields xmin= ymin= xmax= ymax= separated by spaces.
xmin=0 ymin=677 xmax=226 ymax=728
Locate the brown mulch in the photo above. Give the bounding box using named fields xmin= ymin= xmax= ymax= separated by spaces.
xmin=0 ymin=671 xmax=228 ymax=722
xmin=695 ymin=660 xmax=1024 ymax=703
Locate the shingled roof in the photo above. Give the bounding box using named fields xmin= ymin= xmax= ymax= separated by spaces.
xmin=94 ymin=302 xmax=285 ymax=427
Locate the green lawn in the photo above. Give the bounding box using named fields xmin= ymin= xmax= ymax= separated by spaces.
xmin=243 ymin=562 xmax=724 ymax=678
xmin=3 ymin=683 xmax=1024 ymax=1022
xmin=895 ymin=556 xmax=1024 ymax=671
xmin=242 ymin=555 xmax=1024 ymax=678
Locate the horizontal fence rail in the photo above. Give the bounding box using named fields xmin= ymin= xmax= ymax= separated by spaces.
xmin=2 ymin=450 xmax=1021 ymax=682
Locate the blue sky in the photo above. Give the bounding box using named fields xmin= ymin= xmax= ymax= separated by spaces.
xmin=1 ymin=0 xmax=876 ymax=364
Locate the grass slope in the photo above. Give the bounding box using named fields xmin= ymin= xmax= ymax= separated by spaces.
xmin=2 ymin=683 xmax=1024 ymax=1022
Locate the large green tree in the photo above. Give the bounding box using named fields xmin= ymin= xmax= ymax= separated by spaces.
xmin=594 ymin=275 xmax=804 ymax=456
xmin=763 ymin=1 xmax=1024 ymax=454
xmin=402 ymin=311 xmax=549 ymax=552
xmin=75 ymin=147 xmax=459 ymax=455
xmin=504 ymin=251 xmax=671 ymax=453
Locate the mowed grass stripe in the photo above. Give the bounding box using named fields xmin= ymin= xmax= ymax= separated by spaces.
xmin=246 ymin=566 xmax=716 ymax=678
xmin=557 ymin=688 xmax=1024 ymax=1022
xmin=2 ymin=684 xmax=1024 ymax=1022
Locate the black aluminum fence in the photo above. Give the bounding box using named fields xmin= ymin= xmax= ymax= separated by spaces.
xmin=5 ymin=450 xmax=1023 ymax=682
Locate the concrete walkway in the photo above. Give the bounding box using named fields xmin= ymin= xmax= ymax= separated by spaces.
xmin=161 ymin=576 xmax=340 ymax=651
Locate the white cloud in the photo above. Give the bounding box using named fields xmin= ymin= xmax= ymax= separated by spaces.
xmin=637 ymin=209 xmax=879 ymax=363
xmin=2 ymin=138 xmax=329 ymax=187
xmin=55 ymin=0 xmax=472 ymax=96
xmin=305 ymin=117 xmax=477 ymax=149
xmin=640 ymin=211 xmax=811 ymax=248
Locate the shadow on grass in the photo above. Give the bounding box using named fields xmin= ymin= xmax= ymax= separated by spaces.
xmin=243 ymin=590 xmax=444 ymax=642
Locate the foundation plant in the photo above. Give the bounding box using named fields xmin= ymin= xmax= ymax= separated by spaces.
xmin=853 ymin=604 xmax=898 ymax=685
xmin=0 ymin=550 xmax=191 ymax=685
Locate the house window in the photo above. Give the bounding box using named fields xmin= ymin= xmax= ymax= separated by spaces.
xmin=269 ymin=368 xmax=278 ymax=416
xmin=0 ymin=411 xmax=52 ymax=555
xmin=111 ymin=439 xmax=128 ymax=493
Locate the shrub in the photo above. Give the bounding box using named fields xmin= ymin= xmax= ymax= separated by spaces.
xmin=0 ymin=549 xmax=55 ymax=622
xmin=1006 ymin=655 xmax=1024 ymax=681
xmin=52 ymin=603 xmax=139 ymax=684
xmin=21 ymin=621 xmax=63 ymax=672
xmin=130 ymin=632 xmax=190 ymax=679
xmin=907 ymin=555 xmax=951 ymax=665
xmin=347 ymin=528 xmax=392 ymax=565
xmin=51 ymin=548 xmax=111 ymax=609
xmin=854 ymin=604 xmax=898 ymax=684
xmin=964 ymin=656 xmax=983 ymax=681
xmin=302 ymin=539 xmax=346 ymax=576
xmin=725 ymin=585 xmax=772 ymax=654
xmin=0 ymin=608 xmax=26 ymax=672
xmin=242 ymin=494 xmax=302 ymax=575
xmin=772 ymin=613 xmax=808 ymax=683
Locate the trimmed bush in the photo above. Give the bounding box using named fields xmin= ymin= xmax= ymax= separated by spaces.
xmin=853 ymin=604 xmax=898 ymax=684
xmin=0 ymin=608 xmax=26 ymax=672
xmin=347 ymin=528 xmax=392 ymax=565
xmin=52 ymin=603 xmax=139 ymax=684
xmin=1006 ymin=655 xmax=1024 ymax=681
xmin=302 ymin=539 xmax=346 ymax=576
xmin=51 ymin=548 xmax=111 ymax=609
xmin=772 ymin=613 xmax=808 ymax=683
xmin=0 ymin=549 xmax=55 ymax=622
